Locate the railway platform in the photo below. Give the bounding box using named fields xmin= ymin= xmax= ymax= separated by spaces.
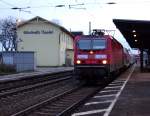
xmin=71 ymin=64 xmax=150 ymax=116
xmin=110 ymin=65 xmax=150 ymax=116
xmin=0 ymin=67 xmax=73 ymax=82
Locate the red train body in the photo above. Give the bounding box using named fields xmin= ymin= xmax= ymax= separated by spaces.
xmin=74 ymin=31 xmax=130 ymax=82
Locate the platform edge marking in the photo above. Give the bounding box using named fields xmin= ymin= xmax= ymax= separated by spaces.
xmin=72 ymin=109 xmax=107 ymax=116
xmin=85 ymin=100 xmax=113 ymax=105
xmin=103 ymin=65 xmax=135 ymax=116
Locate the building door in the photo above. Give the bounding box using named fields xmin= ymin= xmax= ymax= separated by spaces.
xmin=66 ymin=49 xmax=74 ymax=66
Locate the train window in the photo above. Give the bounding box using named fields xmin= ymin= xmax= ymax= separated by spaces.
xmin=78 ymin=40 xmax=91 ymax=50
xmin=93 ymin=39 xmax=106 ymax=49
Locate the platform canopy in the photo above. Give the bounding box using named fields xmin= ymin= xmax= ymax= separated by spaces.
xmin=113 ymin=19 xmax=150 ymax=49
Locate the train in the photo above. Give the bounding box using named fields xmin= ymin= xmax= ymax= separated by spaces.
xmin=74 ymin=29 xmax=134 ymax=83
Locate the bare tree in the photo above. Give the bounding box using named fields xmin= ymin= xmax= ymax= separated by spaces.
xmin=0 ymin=17 xmax=17 ymax=51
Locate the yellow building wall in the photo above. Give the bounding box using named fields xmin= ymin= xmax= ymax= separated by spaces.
xmin=17 ymin=20 xmax=60 ymax=66
xmin=17 ymin=18 xmax=74 ymax=66
xmin=59 ymin=32 xmax=74 ymax=66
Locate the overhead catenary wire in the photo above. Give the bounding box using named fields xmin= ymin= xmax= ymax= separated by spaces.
xmin=0 ymin=1 xmax=92 ymax=10
xmin=1 ymin=0 xmax=150 ymax=10
xmin=1 ymin=0 xmax=150 ymax=19
xmin=0 ymin=0 xmax=16 ymax=7
xmin=0 ymin=1 xmax=113 ymax=10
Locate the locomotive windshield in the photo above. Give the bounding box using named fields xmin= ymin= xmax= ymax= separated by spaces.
xmin=78 ymin=40 xmax=91 ymax=50
xmin=93 ymin=39 xmax=106 ymax=49
xmin=78 ymin=39 xmax=106 ymax=50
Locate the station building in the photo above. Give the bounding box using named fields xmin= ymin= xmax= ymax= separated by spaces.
xmin=17 ymin=16 xmax=74 ymax=67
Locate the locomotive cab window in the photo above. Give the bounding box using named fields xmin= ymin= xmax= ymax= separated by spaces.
xmin=93 ymin=39 xmax=106 ymax=50
xmin=77 ymin=39 xmax=91 ymax=50
xmin=77 ymin=38 xmax=106 ymax=50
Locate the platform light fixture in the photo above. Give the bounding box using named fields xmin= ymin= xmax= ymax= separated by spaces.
xmin=133 ymin=34 xmax=137 ymax=37
xmin=135 ymin=39 xmax=138 ymax=42
xmin=132 ymin=30 xmax=136 ymax=33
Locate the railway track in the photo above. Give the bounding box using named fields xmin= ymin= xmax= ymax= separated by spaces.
xmin=11 ymin=81 xmax=110 ymax=116
xmin=0 ymin=70 xmax=119 ymax=116
xmin=0 ymin=70 xmax=73 ymax=92
xmin=11 ymin=86 xmax=101 ymax=116
xmin=0 ymin=72 xmax=77 ymax=116
xmin=0 ymin=75 xmax=73 ymax=98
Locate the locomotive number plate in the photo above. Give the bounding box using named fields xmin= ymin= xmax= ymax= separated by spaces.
xmin=88 ymin=55 xmax=94 ymax=59
xmin=86 ymin=60 xmax=97 ymax=64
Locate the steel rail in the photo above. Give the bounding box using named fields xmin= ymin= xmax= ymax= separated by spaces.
xmin=57 ymin=87 xmax=102 ymax=116
xmin=0 ymin=70 xmax=73 ymax=91
xmin=0 ymin=75 xmax=73 ymax=98
xmin=11 ymin=85 xmax=83 ymax=116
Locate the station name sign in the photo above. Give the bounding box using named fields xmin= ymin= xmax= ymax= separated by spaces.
xmin=23 ymin=30 xmax=53 ymax=34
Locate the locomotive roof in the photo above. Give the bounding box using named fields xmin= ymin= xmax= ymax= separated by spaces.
xmin=113 ymin=19 xmax=150 ymax=50
xmin=78 ymin=34 xmax=113 ymax=38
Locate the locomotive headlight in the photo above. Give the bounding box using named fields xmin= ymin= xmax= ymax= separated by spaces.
xmin=76 ymin=60 xmax=81 ymax=64
xmin=102 ymin=60 xmax=107 ymax=64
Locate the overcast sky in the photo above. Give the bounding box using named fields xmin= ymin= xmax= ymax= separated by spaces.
xmin=1 ymin=0 xmax=150 ymax=49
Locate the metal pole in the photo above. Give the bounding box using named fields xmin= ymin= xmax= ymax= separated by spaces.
xmin=89 ymin=21 xmax=91 ymax=35
xmin=140 ymin=48 xmax=144 ymax=72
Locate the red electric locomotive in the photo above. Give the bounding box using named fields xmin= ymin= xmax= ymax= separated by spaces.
xmin=74 ymin=29 xmax=125 ymax=82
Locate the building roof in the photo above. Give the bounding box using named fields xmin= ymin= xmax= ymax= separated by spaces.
xmin=17 ymin=16 xmax=74 ymax=38
xmin=71 ymin=31 xmax=83 ymax=37
xmin=113 ymin=19 xmax=150 ymax=49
